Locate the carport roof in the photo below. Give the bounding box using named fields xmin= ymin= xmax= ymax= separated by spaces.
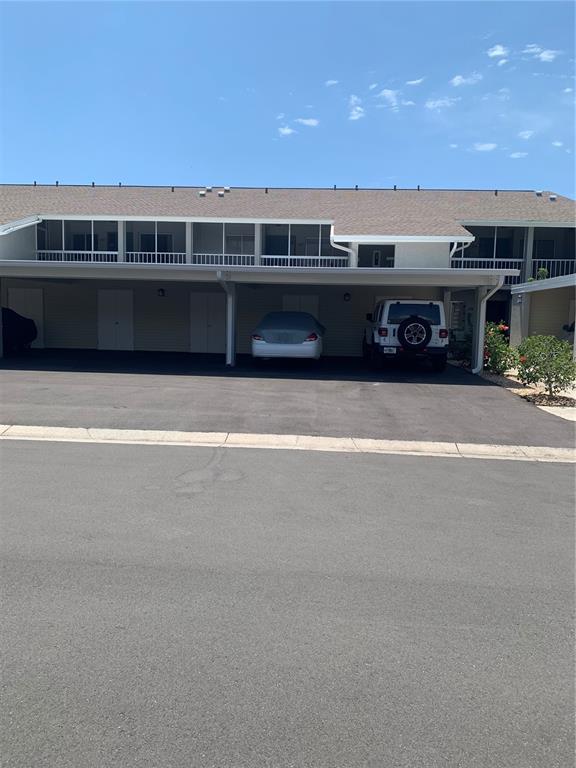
xmin=0 ymin=184 xmax=574 ymax=238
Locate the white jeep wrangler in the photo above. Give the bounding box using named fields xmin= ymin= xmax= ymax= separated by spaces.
xmin=363 ymin=300 xmax=449 ymax=372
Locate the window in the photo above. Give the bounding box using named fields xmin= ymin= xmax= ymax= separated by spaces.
xmin=64 ymin=220 xmax=92 ymax=251
xmin=291 ymin=225 xmax=320 ymax=257
xmin=263 ymin=224 xmax=289 ymax=255
xmin=387 ymin=303 xmax=441 ymax=325
xmin=225 ymin=223 xmax=255 ymax=255
xmin=358 ymin=244 xmax=395 ymax=267
xmin=37 ymin=221 xmax=63 ymax=251
xmin=93 ymin=221 xmax=118 ymax=252
xmin=193 ymin=223 xmax=223 ymax=254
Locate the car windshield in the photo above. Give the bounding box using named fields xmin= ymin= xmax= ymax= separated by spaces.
xmin=386 ymin=304 xmax=441 ymax=325
xmin=257 ymin=312 xmax=321 ymax=331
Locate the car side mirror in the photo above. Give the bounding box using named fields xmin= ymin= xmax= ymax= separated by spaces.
xmin=366 ymin=313 xmax=373 ymax=322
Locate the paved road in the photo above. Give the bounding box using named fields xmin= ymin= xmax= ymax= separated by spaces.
xmin=2 ymin=440 xmax=573 ymax=768
xmin=1 ymin=352 xmax=574 ymax=446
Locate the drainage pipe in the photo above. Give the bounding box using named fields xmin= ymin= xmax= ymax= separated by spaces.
xmin=330 ymin=225 xmax=356 ymax=267
xmin=471 ymin=276 xmax=505 ymax=374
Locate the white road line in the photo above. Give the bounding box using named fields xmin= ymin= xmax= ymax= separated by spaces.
xmin=0 ymin=424 xmax=574 ymax=463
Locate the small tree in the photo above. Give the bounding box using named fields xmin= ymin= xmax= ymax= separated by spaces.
xmin=484 ymin=321 xmax=517 ymax=375
xmin=517 ymin=335 xmax=576 ymax=397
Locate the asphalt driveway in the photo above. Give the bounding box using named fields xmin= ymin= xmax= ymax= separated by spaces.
xmin=0 ymin=350 xmax=574 ymax=446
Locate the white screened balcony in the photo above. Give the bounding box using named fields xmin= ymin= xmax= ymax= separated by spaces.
xmin=33 ymin=220 xmax=351 ymax=268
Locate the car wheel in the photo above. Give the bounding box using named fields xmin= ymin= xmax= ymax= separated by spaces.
xmin=397 ymin=316 xmax=432 ymax=351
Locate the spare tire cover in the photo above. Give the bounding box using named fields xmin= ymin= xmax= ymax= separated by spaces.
xmin=397 ymin=316 xmax=432 ymax=350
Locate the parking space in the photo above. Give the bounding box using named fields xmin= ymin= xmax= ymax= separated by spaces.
xmin=1 ymin=350 xmax=574 ymax=447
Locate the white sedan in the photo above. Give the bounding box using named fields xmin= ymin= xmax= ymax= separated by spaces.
xmin=251 ymin=311 xmax=325 ymax=359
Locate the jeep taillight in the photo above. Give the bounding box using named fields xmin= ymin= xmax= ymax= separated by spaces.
xmin=378 ymin=328 xmax=388 ymax=337
xmin=305 ymin=332 xmax=318 ymax=342
xmin=252 ymin=334 xmax=263 ymax=341
xmin=439 ymin=329 xmax=448 ymax=339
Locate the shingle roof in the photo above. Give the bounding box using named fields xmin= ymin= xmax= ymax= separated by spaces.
xmin=0 ymin=184 xmax=574 ymax=237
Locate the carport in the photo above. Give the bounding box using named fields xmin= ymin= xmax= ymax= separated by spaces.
xmin=0 ymin=260 xmax=517 ymax=370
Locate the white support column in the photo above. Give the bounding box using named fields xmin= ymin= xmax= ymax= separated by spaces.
xmin=0 ymin=278 xmax=3 ymax=359
xmin=443 ymin=289 xmax=452 ymax=329
xmin=185 ymin=222 xmax=192 ymax=264
xmin=471 ymin=286 xmax=487 ymax=372
xmin=510 ymin=292 xmax=530 ymax=347
xmin=254 ymin=224 xmax=261 ymax=266
xmin=117 ymin=221 xmax=126 ymax=262
xmin=224 ymin=282 xmax=237 ymax=366
xmin=349 ymin=243 xmax=359 ymax=268
xmin=524 ymin=226 xmax=534 ymax=282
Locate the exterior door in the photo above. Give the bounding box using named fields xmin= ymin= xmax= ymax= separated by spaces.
xmin=7 ymin=288 xmax=44 ymax=347
xmin=190 ymin=293 xmax=226 ymax=353
xmin=282 ymin=294 xmax=319 ymax=318
xmin=97 ymin=289 xmax=134 ymax=350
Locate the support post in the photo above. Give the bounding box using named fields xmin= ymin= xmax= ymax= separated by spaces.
xmin=443 ymin=289 xmax=452 ymax=329
xmin=524 ymin=226 xmax=534 ymax=282
xmin=225 ymin=283 xmax=236 ymax=366
xmin=185 ymin=222 xmax=192 ymax=264
xmin=117 ymin=221 xmax=126 ymax=262
xmin=254 ymin=224 xmax=261 ymax=266
xmin=217 ymin=272 xmax=236 ymax=367
xmin=0 ymin=278 xmax=3 ymax=359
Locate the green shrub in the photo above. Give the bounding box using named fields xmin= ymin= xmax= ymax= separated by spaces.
xmin=484 ymin=321 xmax=518 ymax=374
xmin=517 ymin=336 xmax=576 ymax=396
xmin=536 ymin=267 xmax=549 ymax=280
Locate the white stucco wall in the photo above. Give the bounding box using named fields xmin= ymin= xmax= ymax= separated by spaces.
xmin=0 ymin=226 xmax=36 ymax=260
xmin=394 ymin=242 xmax=450 ymax=268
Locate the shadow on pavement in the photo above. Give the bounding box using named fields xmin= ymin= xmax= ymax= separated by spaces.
xmin=0 ymin=349 xmax=488 ymax=386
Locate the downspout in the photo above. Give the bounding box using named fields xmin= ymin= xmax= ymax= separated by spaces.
xmin=449 ymin=239 xmax=473 ymax=258
xmin=330 ymin=225 xmax=356 ymax=267
xmin=471 ymin=276 xmax=505 ymax=374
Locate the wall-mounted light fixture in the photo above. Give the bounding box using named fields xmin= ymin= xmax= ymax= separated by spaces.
xmin=343 ymin=292 xmax=351 ymax=302
xmin=157 ymin=288 xmax=165 ymax=298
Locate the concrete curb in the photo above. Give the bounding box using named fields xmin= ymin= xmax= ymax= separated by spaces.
xmin=0 ymin=424 xmax=574 ymax=464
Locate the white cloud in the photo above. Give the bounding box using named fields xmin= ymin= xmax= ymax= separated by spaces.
xmin=473 ymin=142 xmax=498 ymax=152
xmin=523 ymin=44 xmax=560 ymax=62
xmin=449 ymin=143 xmax=459 ymax=149
xmin=325 ymin=79 xmax=338 ymax=87
xmin=552 ymin=141 xmax=564 ymax=147
xmin=278 ymin=126 xmax=296 ymax=137
xmin=406 ymin=77 xmax=425 ymax=85
xmin=294 ymin=117 xmax=319 ymax=127
xmin=276 ymin=113 xmax=285 ymax=120
xmin=425 ymin=96 xmax=459 ymax=110
xmin=518 ymin=130 xmax=535 ymax=139
xmin=368 ymin=83 xmax=378 ymax=91
xmin=510 ymin=152 xmax=528 ymax=159
xmin=377 ymin=89 xmax=400 ymax=110
xmin=564 ymin=87 xmax=573 ymax=93
xmin=348 ymin=94 xmax=365 ymax=120
xmin=450 ymin=72 xmax=483 ymax=87
xmin=401 ymin=100 xmax=416 ymax=106
xmin=487 ymin=44 xmax=509 ymax=58
xmin=497 ymin=59 xmax=508 ymax=67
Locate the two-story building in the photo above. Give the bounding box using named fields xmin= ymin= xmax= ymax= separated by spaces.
xmin=0 ymin=184 xmax=574 ymax=371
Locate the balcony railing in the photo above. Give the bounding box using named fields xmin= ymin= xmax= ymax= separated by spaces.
xmin=450 ymin=257 xmax=524 ymax=285
xmin=126 ymin=252 xmax=186 ymax=264
xmin=37 ymin=250 xmax=118 ymax=263
xmin=261 ymin=255 xmax=349 ymax=268
xmin=190 ymin=253 xmax=256 ymax=266
xmin=531 ymin=259 xmax=576 ymax=279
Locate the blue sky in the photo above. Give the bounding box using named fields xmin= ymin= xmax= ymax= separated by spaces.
xmin=1 ymin=1 xmax=574 ymax=195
